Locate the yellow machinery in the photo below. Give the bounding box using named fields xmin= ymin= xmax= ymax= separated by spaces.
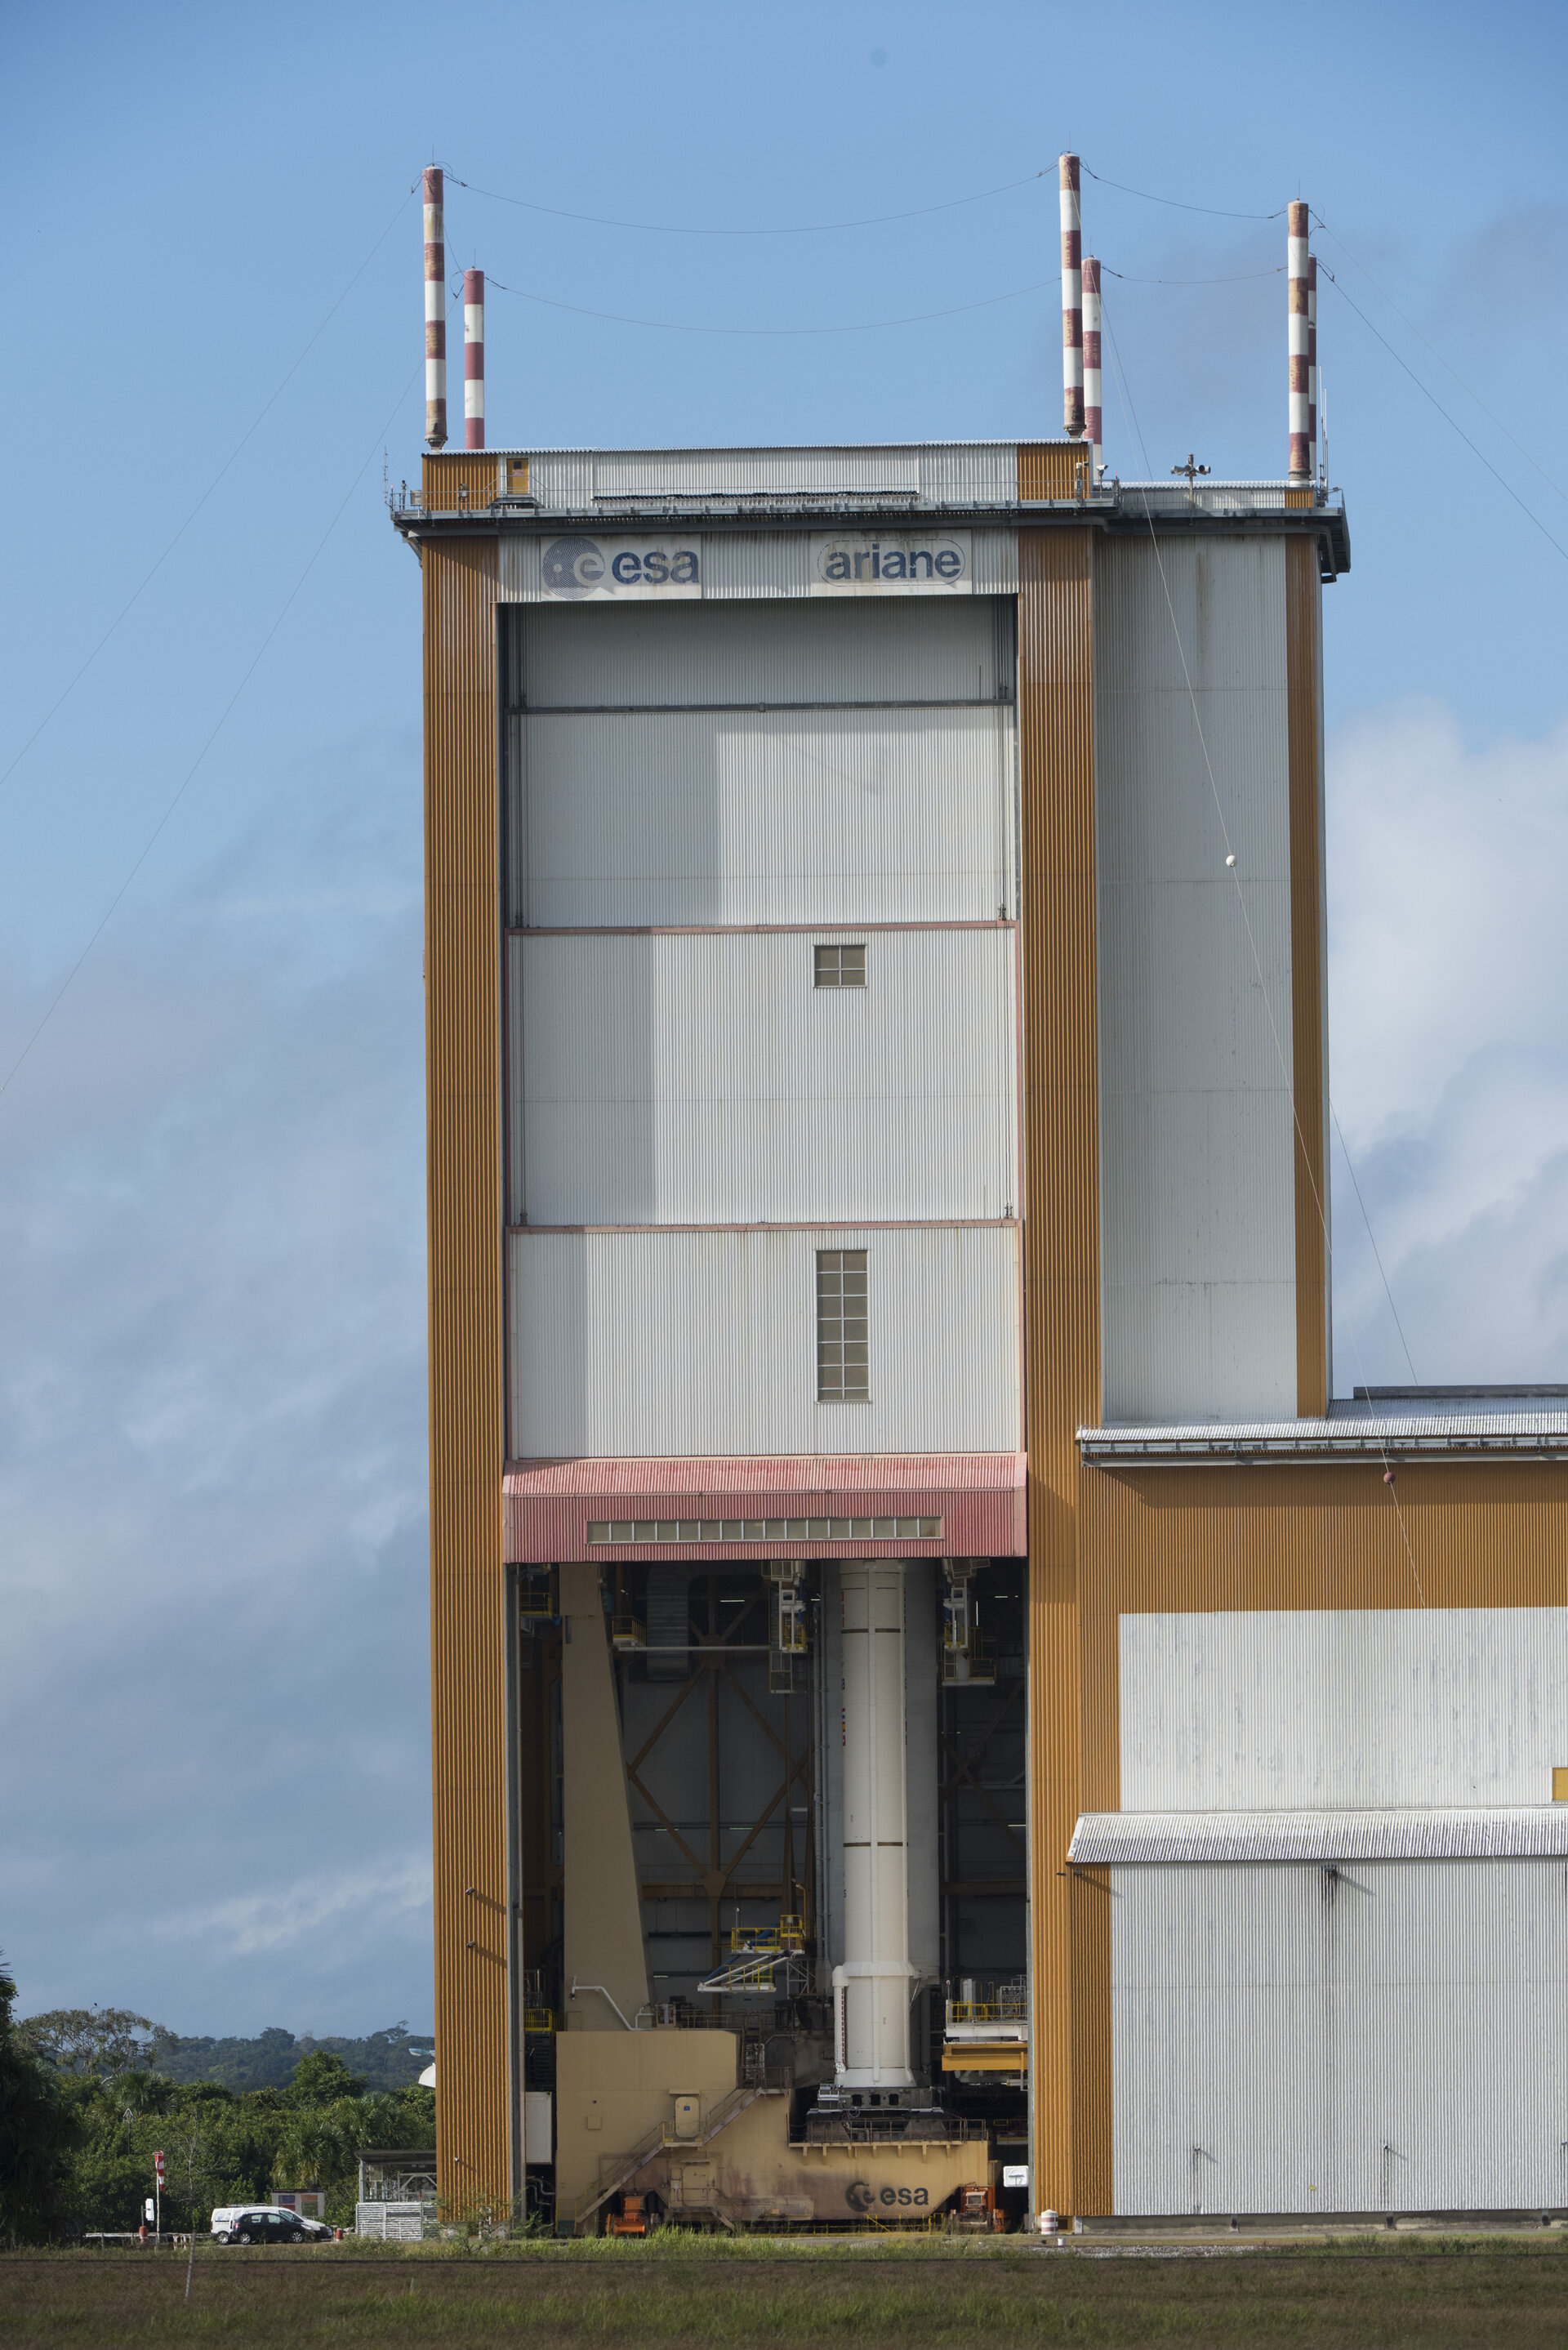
xmin=942 ymin=1980 xmax=1028 ymax=2080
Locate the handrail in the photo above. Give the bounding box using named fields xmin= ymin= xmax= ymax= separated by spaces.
xmin=568 ymin=1978 xmax=634 ymax=2031
xmin=572 ymin=2080 xmax=780 ymax=2226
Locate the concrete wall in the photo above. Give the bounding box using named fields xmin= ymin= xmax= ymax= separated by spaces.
xmin=559 ymin=1563 xmax=649 ymax=2030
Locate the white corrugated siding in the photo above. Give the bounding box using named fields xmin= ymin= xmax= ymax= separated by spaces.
xmin=1111 ymin=1858 xmax=1568 ymax=2214
xmin=1094 ymin=536 xmax=1296 ymax=1422
xmin=970 ymin=528 xmax=1019 ymax=594
xmin=1120 ymin=1608 xmax=1568 ymax=1812
xmin=594 ymin=447 xmax=924 ymax=497
xmin=699 ymin=534 xmax=813 ymax=600
xmin=1073 ymin=1806 xmax=1568 ymax=1864
xmin=508 ymin=1226 xmax=1021 ymax=1458
xmin=1079 ymin=1404 xmax=1568 ymax=1461
xmin=508 ymin=929 xmax=1018 ymax=1226
xmin=514 ymin=703 xmax=1015 ymax=927
xmin=499 ymin=536 xmax=542 ymax=601
xmin=495 ymin=444 xmax=1018 ymax=515
xmin=917 ymin=447 xmax=1018 ymax=504
xmin=526 ymin=450 xmax=595 ymax=511
xmin=510 ymin=595 xmax=1012 ymax=706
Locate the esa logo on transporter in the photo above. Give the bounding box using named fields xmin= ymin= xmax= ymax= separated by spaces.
xmin=541 ymin=537 xmax=701 ymax=599
xmin=844 ymin=2180 xmax=930 ymax=2214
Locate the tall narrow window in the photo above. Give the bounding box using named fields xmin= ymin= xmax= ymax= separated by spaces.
xmin=817 ymin=1249 xmax=869 ymax=1402
xmin=814 ymin=942 xmax=866 ymax=988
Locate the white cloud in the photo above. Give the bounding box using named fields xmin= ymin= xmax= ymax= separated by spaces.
xmin=170 ymin=1856 xmax=433 ymax=1960
xmin=1327 ymin=698 xmax=1568 ymax=1385
xmin=0 ymin=729 xmax=436 ymax=2036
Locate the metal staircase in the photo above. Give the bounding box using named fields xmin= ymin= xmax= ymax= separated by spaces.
xmin=572 ymin=2080 xmax=784 ymax=2230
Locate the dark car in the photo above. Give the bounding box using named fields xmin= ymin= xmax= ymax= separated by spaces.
xmin=211 ymin=2205 xmax=331 ymax=2245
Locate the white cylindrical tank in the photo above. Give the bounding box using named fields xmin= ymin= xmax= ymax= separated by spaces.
xmin=835 ymin=1559 xmax=915 ymax=2090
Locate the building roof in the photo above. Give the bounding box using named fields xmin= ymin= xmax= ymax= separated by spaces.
xmin=1079 ymin=1393 xmax=1568 ymax=1465
xmin=394 ymin=442 xmax=1351 ymax=576
xmin=1070 ymin=1807 xmax=1568 ymax=1865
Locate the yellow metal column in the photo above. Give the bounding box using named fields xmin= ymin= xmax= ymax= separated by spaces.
xmin=1286 ymin=536 xmax=1330 ymax=1416
xmin=421 ymin=459 xmax=510 ymax=2215
xmin=1017 ymin=515 xmax=1110 ymax=2217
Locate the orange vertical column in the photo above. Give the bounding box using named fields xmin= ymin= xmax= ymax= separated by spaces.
xmin=421 ymin=475 xmax=510 ymax=2214
xmin=1286 ymin=537 xmax=1330 ymax=1416
xmin=1017 ymin=516 xmax=1108 ymax=2218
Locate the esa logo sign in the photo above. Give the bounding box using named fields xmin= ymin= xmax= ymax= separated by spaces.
xmin=541 ymin=537 xmax=701 ymax=600
xmin=845 ymin=2180 xmax=930 ymax=2213
xmin=810 ymin=531 xmax=972 ymax=595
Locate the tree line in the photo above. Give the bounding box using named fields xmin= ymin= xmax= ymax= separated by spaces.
xmin=0 ymin=1964 xmax=435 ymax=2242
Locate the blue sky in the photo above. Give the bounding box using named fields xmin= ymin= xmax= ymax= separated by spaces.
xmin=2 ymin=0 xmax=1566 ymax=2037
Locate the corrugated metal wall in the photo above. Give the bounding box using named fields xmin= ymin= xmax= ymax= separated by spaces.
xmin=421 ymin=530 xmax=511 ymax=2210
xmin=507 ymin=928 xmax=1018 ymax=1226
xmin=506 ymin=598 xmax=1014 ymax=928
xmin=514 ymin=705 xmax=1013 ymax=929
xmin=512 ymin=595 xmax=1012 ymax=704
xmin=1016 ymin=523 xmax=1111 ymax=2219
xmin=510 ymin=443 xmax=1020 ymax=510
xmin=1119 ymin=1605 xmax=1568 ymax=1813
xmin=524 ymin=450 xmax=594 ymax=511
xmin=503 ymin=583 xmax=1023 ymax=1477
xmin=699 ymin=534 xmax=813 ymax=600
xmin=1018 ymin=444 xmax=1093 ymax=501
xmin=596 ymin=446 xmax=924 ymax=497
xmin=1076 ymin=1460 xmax=1568 ymax=1817
xmin=422 ymin=453 xmax=501 ymax=511
xmin=508 ymin=1225 xmax=1022 ymax=1459
xmin=1094 ymin=536 xmax=1298 ymax=1424
xmin=1111 ymin=1858 xmax=1568 ymax=2214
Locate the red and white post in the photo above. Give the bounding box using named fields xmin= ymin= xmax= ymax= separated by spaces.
xmin=1307 ymin=252 xmax=1319 ymax=480
xmin=1082 ymin=254 xmax=1102 ymax=479
xmin=463 ymin=268 xmax=485 ymax=451
xmin=1287 ymin=200 xmax=1310 ymax=479
xmin=1060 ymin=154 xmax=1083 ymax=439
xmin=424 ymin=167 xmax=447 ymax=450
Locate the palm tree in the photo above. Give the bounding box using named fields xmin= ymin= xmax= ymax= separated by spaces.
xmin=272 ymin=2116 xmax=350 ymax=2194
xmin=111 ymin=2069 xmax=172 ymax=2120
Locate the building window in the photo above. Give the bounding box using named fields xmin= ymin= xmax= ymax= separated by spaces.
xmin=817 ymin=1248 xmax=869 ymax=1402
xmin=588 ymin=1515 xmax=941 ymax=1545
xmin=814 ymin=943 xmax=866 ymax=988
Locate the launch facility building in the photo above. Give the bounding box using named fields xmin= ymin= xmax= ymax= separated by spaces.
xmin=392 ymin=418 xmax=1568 ymax=2231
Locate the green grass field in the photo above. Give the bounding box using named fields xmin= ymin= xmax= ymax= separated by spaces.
xmin=5 ymin=2238 xmax=1568 ymax=2348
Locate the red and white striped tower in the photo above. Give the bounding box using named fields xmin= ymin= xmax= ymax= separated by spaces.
xmin=1082 ymin=254 xmax=1102 ymax=479
xmin=423 ymin=167 xmax=447 ymax=450
xmin=463 ymin=268 xmax=485 ymax=451
xmin=1059 ymin=154 xmax=1084 ymax=439
xmin=1307 ymin=252 xmax=1319 ymax=479
xmin=1287 ymin=199 xmax=1310 ymax=479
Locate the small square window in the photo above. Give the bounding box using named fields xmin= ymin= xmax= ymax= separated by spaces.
xmin=814 ymin=943 xmax=866 ymax=988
